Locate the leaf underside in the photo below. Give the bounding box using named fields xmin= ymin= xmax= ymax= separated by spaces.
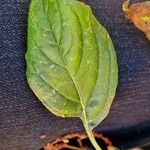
xmin=26 ymin=0 xmax=118 ymax=131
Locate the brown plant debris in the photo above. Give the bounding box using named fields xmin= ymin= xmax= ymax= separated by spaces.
xmin=123 ymin=0 xmax=150 ymax=40
xmin=43 ymin=133 xmax=117 ymax=150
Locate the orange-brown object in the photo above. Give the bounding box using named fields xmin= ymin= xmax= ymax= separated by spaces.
xmin=44 ymin=133 xmax=118 ymax=150
xmin=123 ymin=0 xmax=150 ymax=40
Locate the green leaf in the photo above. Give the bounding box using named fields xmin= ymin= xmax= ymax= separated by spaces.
xmin=26 ymin=0 xmax=118 ymax=149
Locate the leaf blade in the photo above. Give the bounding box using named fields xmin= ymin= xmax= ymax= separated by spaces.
xmin=26 ymin=0 xmax=118 ymax=149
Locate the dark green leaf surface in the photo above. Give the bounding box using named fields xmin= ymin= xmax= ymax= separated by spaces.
xmin=26 ymin=0 xmax=118 ymax=149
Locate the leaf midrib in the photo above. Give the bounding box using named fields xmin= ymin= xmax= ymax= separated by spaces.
xmin=41 ymin=1 xmax=95 ymax=133
xmin=54 ymin=1 xmax=95 ymax=133
xmin=53 ymin=0 xmax=88 ymax=122
xmin=41 ymin=0 xmax=102 ymax=125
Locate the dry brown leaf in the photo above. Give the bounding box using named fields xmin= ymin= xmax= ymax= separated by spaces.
xmin=43 ymin=133 xmax=118 ymax=150
xmin=123 ymin=0 xmax=150 ymax=40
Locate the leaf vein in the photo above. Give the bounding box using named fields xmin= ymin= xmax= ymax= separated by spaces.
xmin=33 ymin=40 xmax=65 ymax=69
xmin=67 ymin=4 xmax=84 ymax=76
xmin=31 ymin=72 xmax=80 ymax=104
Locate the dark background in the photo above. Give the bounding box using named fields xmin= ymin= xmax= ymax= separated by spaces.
xmin=0 ymin=0 xmax=150 ymax=149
